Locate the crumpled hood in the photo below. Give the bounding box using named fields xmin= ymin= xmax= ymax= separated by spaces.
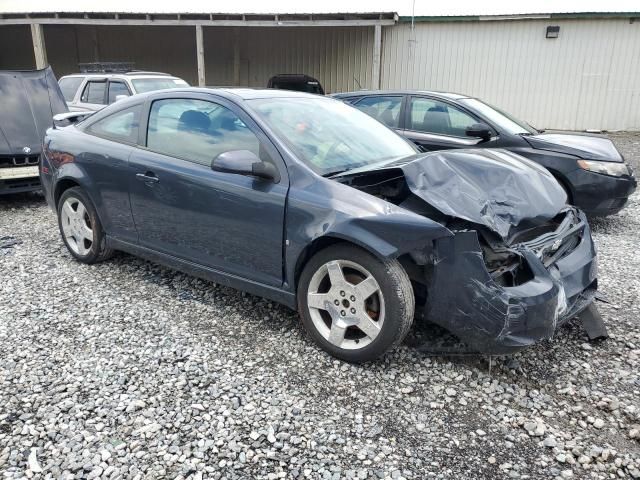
xmin=0 ymin=67 xmax=68 ymax=156
xmin=525 ymin=133 xmax=623 ymax=162
xmin=398 ymin=149 xmax=567 ymax=239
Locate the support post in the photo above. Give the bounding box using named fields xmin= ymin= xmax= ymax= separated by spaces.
xmin=371 ymin=24 xmax=382 ymax=90
xmin=30 ymin=23 xmax=48 ymax=69
xmin=196 ymin=25 xmax=206 ymax=87
xmin=233 ymin=29 xmax=240 ymax=86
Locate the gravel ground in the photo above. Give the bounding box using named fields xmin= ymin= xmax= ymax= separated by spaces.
xmin=1 ymin=133 xmax=639 ymax=480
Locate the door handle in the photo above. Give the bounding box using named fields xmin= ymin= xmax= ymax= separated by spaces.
xmin=136 ymin=172 xmax=159 ymax=184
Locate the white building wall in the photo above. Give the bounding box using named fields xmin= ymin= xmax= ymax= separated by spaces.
xmin=381 ymin=19 xmax=640 ymax=131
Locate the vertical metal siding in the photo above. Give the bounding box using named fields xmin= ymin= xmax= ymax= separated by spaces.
xmin=381 ymin=19 xmax=640 ymax=131
xmin=41 ymin=25 xmax=199 ymax=85
xmin=204 ymin=26 xmax=374 ymax=93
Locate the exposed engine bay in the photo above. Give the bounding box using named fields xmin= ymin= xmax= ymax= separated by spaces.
xmin=335 ymin=163 xmax=584 ymax=287
xmin=333 ymin=150 xmax=599 ymax=353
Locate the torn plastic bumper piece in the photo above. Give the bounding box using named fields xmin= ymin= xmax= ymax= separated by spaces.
xmin=423 ymin=214 xmax=598 ymax=354
xmin=579 ymin=303 xmax=609 ymax=340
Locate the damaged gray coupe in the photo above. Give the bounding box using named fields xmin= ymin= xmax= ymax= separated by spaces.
xmin=41 ymin=89 xmax=601 ymax=362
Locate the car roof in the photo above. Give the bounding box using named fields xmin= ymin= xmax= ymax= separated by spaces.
xmin=148 ymin=87 xmax=327 ymax=101
xmin=269 ymin=74 xmax=319 ymax=81
xmin=218 ymin=88 xmax=327 ymax=100
xmin=90 ymin=87 xmax=336 ymax=114
xmin=332 ymin=89 xmax=471 ymax=100
xmin=61 ymin=72 xmax=181 ymax=80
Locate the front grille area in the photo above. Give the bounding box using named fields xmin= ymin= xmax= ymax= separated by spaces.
xmin=482 ymin=209 xmax=585 ymax=287
xmin=0 ymin=155 xmax=40 ymax=168
xmin=1 ymin=177 xmax=41 ymax=189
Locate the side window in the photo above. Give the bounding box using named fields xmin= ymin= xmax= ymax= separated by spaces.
xmin=81 ymin=81 xmax=107 ymax=104
xmin=86 ymin=105 xmax=141 ymax=144
xmin=107 ymin=81 xmax=131 ymax=104
xmin=354 ymin=96 xmax=402 ymax=128
xmin=146 ymin=98 xmax=265 ymax=166
xmin=58 ymin=77 xmax=84 ymax=102
xmin=409 ymin=98 xmax=478 ymax=137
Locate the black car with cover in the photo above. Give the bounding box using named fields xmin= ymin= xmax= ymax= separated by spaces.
xmin=0 ymin=66 xmax=68 ymax=195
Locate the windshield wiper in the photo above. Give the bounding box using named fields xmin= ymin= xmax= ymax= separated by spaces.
xmin=322 ymin=169 xmax=349 ymax=178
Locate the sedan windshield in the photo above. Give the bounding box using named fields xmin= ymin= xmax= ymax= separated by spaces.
xmin=131 ymin=78 xmax=189 ymax=93
xmin=461 ymin=98 xmax=538 ymax=135
xmin=249 ymin=97 xmax=417 ymax=175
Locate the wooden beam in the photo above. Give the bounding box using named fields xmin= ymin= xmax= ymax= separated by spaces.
xmin=30 ymin=23 xmax=48 ymax=69
xmin=233 ymin=29 xmax=240 ymax=86
xmin=1 ymin=18 xmax=396 ymax=27
xmin=371 ymin=24 xmax=382 ymax=89
xmin=195 ymin=25 xmax=205 ymax=87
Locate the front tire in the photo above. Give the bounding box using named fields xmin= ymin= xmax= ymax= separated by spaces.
xmin=298 ymin=244 xmax=414 ymax=363
xmin=57 ymin=187 xmax=113 ymax=264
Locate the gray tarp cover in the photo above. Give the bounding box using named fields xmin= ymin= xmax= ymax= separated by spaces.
xmin=400 ymin=149 xmax=567 ymax=239
xmin=0 ymin=67 xmax=68 ymax=156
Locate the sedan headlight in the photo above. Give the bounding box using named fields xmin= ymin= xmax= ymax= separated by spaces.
xmin=577 ymin=160 xmax=630 ymax=177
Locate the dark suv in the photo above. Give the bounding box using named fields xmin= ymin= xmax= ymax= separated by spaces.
xmin=267 ymin=74 xmax=324 ymax=95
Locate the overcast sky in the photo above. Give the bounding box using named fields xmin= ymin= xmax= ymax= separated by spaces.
xmin=1 ymin=0 xmax=639 ymax=15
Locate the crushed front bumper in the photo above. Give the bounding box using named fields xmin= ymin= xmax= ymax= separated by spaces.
xmin=423 ymin=209 xmax=597 ymax=354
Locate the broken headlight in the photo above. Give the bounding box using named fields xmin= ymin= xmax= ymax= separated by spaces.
xmin=578 ymin=160 xmax=629 ymax=177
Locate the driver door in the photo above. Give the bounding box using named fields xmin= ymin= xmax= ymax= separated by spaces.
xmin=128 ymin=94 xmax=288 ymax=286
xmin=402 ymin=96 xmax=486 ymax=152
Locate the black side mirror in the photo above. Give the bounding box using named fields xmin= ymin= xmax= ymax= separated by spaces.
xmin=212 ymin=150 xmax=279 ymax=182
xmin=466 ymin=123 xmax=492 ymax=141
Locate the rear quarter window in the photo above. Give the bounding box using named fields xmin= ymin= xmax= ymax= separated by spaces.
xmin=58 ymin=77 xmax=84 ymax=102
xmin=81 ymin=81 xmax=107 ymax=104
xmin=85 ymin=104 xmax=142 ymax=144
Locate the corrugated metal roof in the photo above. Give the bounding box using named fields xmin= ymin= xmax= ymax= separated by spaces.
xmin=0 ymin=0 xmax=638 ymax=17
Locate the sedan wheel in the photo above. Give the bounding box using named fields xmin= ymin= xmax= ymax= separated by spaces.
xmin=60 ymin=197 xmax=94 ymax=255
xmin=307 ymin=260 xmax=385 ymax=350
xmin=298 ymin=244 xmax=414 ymax=363
xmin=57 ymin=186 xmax=113 ymax=264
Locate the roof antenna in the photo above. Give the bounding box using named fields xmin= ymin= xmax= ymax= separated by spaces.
xmin=409 ymin=0 xmax=417 ymax=61
xmin=411 ymin=0 xmax=416 ymax=32
xmin=353 ymin=76 xmax=362 ymax=90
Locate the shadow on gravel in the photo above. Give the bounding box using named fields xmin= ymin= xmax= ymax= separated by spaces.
xmin=0 ymin=191 xmax=45 ymax=210
xmin=65 ymin=235 xmax=609 ymax=377
xmin=589 ymin=214 xmax=638 ymax=235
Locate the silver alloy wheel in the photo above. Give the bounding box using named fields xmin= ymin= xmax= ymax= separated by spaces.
xmin=307 ymin=259 xmax=385 ymax=350
xmin=60 ymin=197 xmax=93 ymax=256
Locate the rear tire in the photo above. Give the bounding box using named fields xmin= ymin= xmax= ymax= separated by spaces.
xmin=297 ymin=244 xmax=414 ymax=363
xmin=57 ymin=187 xmax=113 ymax=264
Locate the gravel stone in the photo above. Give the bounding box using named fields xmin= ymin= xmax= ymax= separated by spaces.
xmin=1 ymin=133 xmax=640 ymax=479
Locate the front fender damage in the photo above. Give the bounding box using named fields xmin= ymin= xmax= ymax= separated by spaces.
xmin=332 ymin=150 xmax=601 ymax=353
xmin=426 ymin=233 xmax=558 ymax=352
xmin=423 ymin=224 xmax=598 ymax=354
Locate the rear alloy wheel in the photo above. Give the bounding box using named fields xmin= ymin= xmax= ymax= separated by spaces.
xmin=57 ymin=187 xmax=113 ymax=264
xmin=60 ymin=196 xmax=94 ymax=256
xmin=298 ymin=244 xmax=414 ymax=363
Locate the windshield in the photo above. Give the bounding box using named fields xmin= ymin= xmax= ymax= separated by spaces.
xmin=131 ymin=78 xmax=189 ymax=93
xmin=461 ymin=98 xmax=538 ymax=135
xmin=249 ymin=97 xmax=416 ymax=175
